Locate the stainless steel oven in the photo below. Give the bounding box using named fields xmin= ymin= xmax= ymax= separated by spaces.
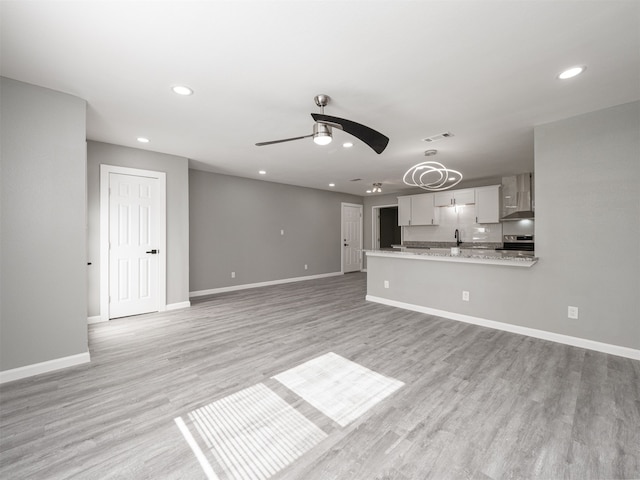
xmin=495 ymin=235 xmax=535 ymax=256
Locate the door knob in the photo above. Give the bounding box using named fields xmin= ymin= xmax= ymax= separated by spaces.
xmin=146 ymin=249 xmax=158 ymax=254
xmin=344 ymin=243 xmax=349 ymax=246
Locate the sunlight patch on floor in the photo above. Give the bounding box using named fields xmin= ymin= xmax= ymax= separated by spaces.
xmin=273 ymin=352 xmax=404 ymax=427
xmin=175 ymin=383 xmax=327 ymax=480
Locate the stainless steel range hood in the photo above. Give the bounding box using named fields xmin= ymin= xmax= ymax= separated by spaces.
xmin=501 ymin=173 xmax=534 ymax=221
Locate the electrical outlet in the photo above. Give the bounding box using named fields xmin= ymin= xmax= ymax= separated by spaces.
xmin=568 ymin=306 xmax=579 ymax=319
xmin=462 ymin=291 xmax=470 ymax=302
xmin=280 ymin=229 xmax=284 ymax=236
xmin=231 ymin=271 xmax=235 ymax=278
xmin=384 ymin=280 xmax=389 ymax=289
xmin=304 ymin=264 xmax=308 ymax=270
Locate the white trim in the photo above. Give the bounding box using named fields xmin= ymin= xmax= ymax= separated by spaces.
xmin=87 ymin=315 xmax=105 ymax=325
xmin=166 ymin=301 xmax=191 ymax=311
xmin=370 ymin=203 xmax=398 ymax=250
xmin=341 ymin=202 xmax=363 ymax=273
xmin=366 ymin=295 xmax=640 ymax=361
xmin=190 ymin=272 xmax=343 ymax=298
xmin=100 ymin=165 xmax=167 ymax=321
xmin=0 ymin=352 xmax=91 ymax=384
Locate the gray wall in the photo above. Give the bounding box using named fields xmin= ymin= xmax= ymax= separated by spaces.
xmin=1 ymin=78 xmax=88 ymax=371
xmin=368 ymin=101 xmax=640 ymax=350
xmin=189 ymin=170 xmax=362 ymax=292
xmin=534 ymin=100 xmax=639 ymax=348
xmin=86 ymin=141 xmax=190 ymax=316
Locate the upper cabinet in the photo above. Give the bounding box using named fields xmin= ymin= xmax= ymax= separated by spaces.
xmin=398 ymin=193 xmax=439 ymax=226
xmin=399 ymin=185 xmax=501 ymax=225
xmin=434 ymin=188 xmax=475 ymax=207
xmin=397 ymin=196 xmax=412 ymax=226
xmin=475 ymin=185 xmax=500 ymax=223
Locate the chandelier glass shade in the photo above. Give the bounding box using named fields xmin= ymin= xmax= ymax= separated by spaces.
xmin=403 ymin=161 xmax=463 ymax=191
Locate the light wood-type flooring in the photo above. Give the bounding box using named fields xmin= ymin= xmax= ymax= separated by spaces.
xmin=1 ymin=272 xmax=639 ymax=479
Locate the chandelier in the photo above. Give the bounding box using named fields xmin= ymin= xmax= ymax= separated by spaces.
xmin=403 ymin=156 xmax=463 ymax=191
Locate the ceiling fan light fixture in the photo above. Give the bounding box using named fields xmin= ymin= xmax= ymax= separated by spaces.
xmin=255 ymin=94 xmax=388 ymax=153
xmin=313 ymin=123 xmax=332 ymax=146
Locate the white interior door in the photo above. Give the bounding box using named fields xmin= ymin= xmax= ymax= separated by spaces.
xmin=342 ymin=203 xmax=362 ymax=273
xmin=108 ymin=173 xmax=160 ymax=318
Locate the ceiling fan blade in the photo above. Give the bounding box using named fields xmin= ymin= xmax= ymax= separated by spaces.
xmin=311 ymin=113 xmax=389 ymax=154
xmin=255 ymin=134 xmax=313 ymax=146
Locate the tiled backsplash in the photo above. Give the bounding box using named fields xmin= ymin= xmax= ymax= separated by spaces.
xmin=502 ymin=219 xmax=535 ymax=236
xmin=403 ymin=204 xmax=503 ymax=244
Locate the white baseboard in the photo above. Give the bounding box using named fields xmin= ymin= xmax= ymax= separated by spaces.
xmin=190 ymin=272 xmax=343 ymax=298
xmin=87 ymin=315 xmax=105 ymax=325
xmin=0 ymin=352 xmax=91 ymax=384
xmin=166 ymin=301 xmax=191 ymax=311
xmin=366 ymin=295 xmax=640 ymax=361
xmin=91 ymin=301 xmax=191 ymax=323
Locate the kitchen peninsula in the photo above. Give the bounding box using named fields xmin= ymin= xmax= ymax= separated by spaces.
xmin=365 ymin=245 xmax=542 ymax=342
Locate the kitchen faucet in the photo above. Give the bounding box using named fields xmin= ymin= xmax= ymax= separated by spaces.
xmin=454 ymin=229 xmax=462 ymax=246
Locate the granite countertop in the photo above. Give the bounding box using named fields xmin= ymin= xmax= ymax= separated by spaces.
xmin=396 ymin=241 xmax=503 ymax=250
xmin=367 ymin=244 xmax=538 ymax=267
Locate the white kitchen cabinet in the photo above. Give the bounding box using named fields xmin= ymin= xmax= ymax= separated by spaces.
xmin=397 ymin=193 xmax=439 ymax=226
xmin=434 ymin=188 xmax=475 ymax=207
xmin=475 ymin=185 xmax=501 ymax=223
xmin=412 ymin=193 xmax=438 ymax=225
xmin=397 ymin=196 xmax=412 ymax=226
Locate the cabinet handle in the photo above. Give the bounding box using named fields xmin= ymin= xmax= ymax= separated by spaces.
xmin=475 ymin=216 xmax=478 ymax=223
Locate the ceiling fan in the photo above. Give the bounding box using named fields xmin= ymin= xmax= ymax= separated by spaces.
xmin=255 ymin=94 xmax=389 ymax=154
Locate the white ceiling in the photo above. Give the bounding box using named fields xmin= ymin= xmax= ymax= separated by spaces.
xmin=2 ymin=1 xmax=638 ymax=196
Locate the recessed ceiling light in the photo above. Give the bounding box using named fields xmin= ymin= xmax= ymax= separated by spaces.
xmin=343 ymin=142 xmax=353 ymax=148
xmin=258 ymin=170 xmax=266 ymax=175
xmin=172 ymin=85 xmax=194 ymax=96
xmin=558 ymin=66 xmax=586 ymax=80
xmin=329 ymin=183 xmax=335 ymax=187
xmin=137 ymin=137 xmax=149 ymax=143
xmin=366 ymin=190 xmax=372 ymax=194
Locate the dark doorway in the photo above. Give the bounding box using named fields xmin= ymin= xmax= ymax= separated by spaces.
xmin=379 ymin=207 xmax=401 ymax=248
